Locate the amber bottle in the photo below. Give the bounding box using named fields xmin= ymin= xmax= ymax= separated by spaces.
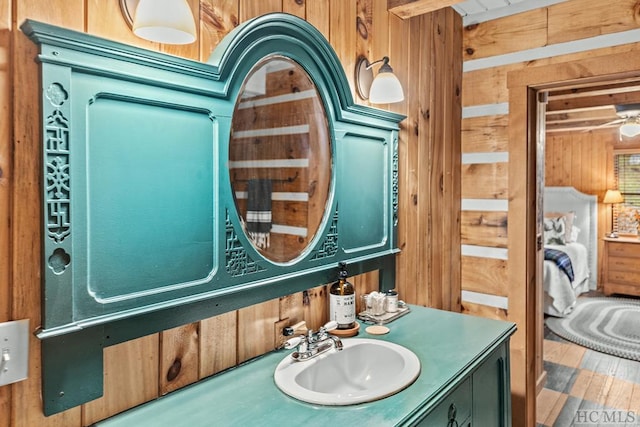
xmin=329 ymin=262 xmax=356 ymax=329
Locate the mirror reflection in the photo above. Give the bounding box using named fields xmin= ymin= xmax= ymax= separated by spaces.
xmin=230 ymin=56 xmax=332 ymax=263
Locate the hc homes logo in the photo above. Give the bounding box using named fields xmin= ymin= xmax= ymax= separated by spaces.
xmin=573 ymin=410 xmax=639 ymax=426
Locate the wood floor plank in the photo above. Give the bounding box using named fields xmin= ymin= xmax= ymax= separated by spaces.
xmin=543 ymin=339 xmax=586 ymax=368
xmin=536 ymin=388 xmax=567 ymax=425
xmin=603 ymin=376 xmax=634 ymax=410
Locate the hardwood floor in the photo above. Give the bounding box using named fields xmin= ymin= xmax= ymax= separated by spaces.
xmin=536 ymin=325 xmax=640 ymax=426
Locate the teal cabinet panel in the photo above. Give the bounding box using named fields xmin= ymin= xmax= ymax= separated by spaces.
xmin=472 ymin=342 xmax=511 ymax=426
xmin=22 ymin=13 xmax=404 ymax=414
xmin=85 ymin=97 xmax=216 ymax=302
xmin=416 ymin=378 xmax=471 ymax=426
xmin=338 ymin=132 xmax=388 ymax=252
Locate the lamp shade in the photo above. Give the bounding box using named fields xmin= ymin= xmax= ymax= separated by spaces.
xmin=603 ymin=189 xmax=624 ymax=204
xmin=369 ymin=71 xmax=404 ymax=104
xmin=620 ymin=119 xmax=640 ymax=138
xmin=133 ymin=0 xmax=196 ymax=45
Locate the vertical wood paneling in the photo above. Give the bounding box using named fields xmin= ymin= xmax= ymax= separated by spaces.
xmin=283 ymin=0 xmax=305 ymax=18
xmin=0 ymin=0 xmax=9 ymax=29
xmin=82 ymin=335 xmax=159 ymax=426
xmin=159 ymin=323 xmax=200 ymax=395
xmin=301 ymin=285 xmax=328 ymax=330
xmin=199 ymin=311 xmax=237 ymax=377
xmin=0 ymin=3 xmax=10 ymax=425
xmin=432 ymin=8 xmax=461 ymax=310
xmin=390 ymin=12 xmax=416 ymax=305
xmin=392 ymin=9 xmax=462 ymax=311
xmin=305 ymin=0 xmax=329 ymax=39
xmin=237 ymin=299 xmax=279 ymax=363
xmin=239 ymin=0 xmax=281 ymax=22
xmin=0 ymin=30 xmax=10 ymax=329
xmin=416 ymin=12 xmax=433 ymax=307
xmin=329 ymin=0 xmax=357 ymax=97
xmin=199 ymin=0 xmax=239 ymax=62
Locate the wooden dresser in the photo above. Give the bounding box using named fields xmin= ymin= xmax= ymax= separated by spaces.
xmin=603 ymin=237 xmax=640 ymax=297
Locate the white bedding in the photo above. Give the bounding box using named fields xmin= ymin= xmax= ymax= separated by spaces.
xmin=543 ymin=242 xmax=590 ymax=317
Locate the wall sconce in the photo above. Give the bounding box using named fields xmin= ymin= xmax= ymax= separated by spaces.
xmin=603 ymin=189 xmax=624 ymax=237
xmin=355 ymin=56 xmax=404 ymax=104
xmin=620 ymin=117 xmax=640 ymax=138
xmin=119 ymin=0 xmax=196 ymax=45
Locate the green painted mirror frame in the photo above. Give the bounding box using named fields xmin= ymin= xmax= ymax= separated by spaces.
xmin=22 ymin=13 xmax=404 ymax=415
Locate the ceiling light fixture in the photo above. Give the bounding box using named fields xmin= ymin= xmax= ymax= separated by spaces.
xmin=119 ymin=0 xmax=197 ymax=45
xmin=355 ymin=56 xmax=404 ymax=104
xmin=619 ymin=117 xmax=640 ymax=138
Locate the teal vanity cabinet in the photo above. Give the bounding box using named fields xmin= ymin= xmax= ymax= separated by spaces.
xmin=93 ymin=306 xmax=516 ymax=427
xmin=21 ymin=13 xmax=403 ymax=415
xmin=416 ymin=343 xmax=511 ymax=426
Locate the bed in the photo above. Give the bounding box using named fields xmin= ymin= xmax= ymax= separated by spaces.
xmin=543 ymin=187 xmax=598 ymax=317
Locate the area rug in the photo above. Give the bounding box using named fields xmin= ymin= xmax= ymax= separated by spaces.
xmin=546 ymin=297 xmax=640 ymax=361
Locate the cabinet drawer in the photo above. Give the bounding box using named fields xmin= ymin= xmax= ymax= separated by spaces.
xmin=607 ymin=242 xmax=640 ymax=258
xmin=607 ymin=256 xmax=639 ymax=273
xmin=416 ymin=377 xmax=471 ymax=426
xmin=607 ymin=269 xmax=640 ymax=285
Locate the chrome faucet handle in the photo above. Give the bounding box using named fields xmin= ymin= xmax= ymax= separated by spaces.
xmin=317 ymin=320 xmax=338 ymax=340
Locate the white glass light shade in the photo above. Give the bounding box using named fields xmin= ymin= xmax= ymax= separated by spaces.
xmin=369 ymin=72 xmax=404 ymax=104
xmin=133 ymin=0 xmax=196 ymax=45
xmin=620 ymin=119 xmax=640 ymax=138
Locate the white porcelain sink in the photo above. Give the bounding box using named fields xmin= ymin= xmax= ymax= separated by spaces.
xmin=274 ymin=338 xmax=421 ymax=405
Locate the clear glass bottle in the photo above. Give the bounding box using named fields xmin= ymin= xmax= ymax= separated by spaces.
xmin=329 ymin=262 xmax=356 ymax=329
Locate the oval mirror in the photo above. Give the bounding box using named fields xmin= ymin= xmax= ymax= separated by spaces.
xmin=229 ymin=56 xmax=332 ymax=263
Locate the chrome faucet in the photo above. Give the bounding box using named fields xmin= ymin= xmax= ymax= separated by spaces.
xmin=283 ymin=321 xmax=343 ymax=361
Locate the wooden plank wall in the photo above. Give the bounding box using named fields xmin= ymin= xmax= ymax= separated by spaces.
xmin=0 ymin=1 xmax=461 ymax=426
xmin=461 ymin=0 xmax=640 ymax=425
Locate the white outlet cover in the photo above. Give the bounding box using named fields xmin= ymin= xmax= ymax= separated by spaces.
xmin=0 ymin=319 xmax=29 ymax=386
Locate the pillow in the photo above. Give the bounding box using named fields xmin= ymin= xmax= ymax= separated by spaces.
xmin=543 ymin=216 xmax=566 ymax=245
xmin=545 ymin=211 xmax=576 ymax=242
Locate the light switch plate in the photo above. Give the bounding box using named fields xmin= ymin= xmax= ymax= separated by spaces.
xmin=0 ymin=319 xmax=29 ymax=386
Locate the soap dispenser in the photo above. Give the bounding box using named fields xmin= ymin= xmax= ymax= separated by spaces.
xmin=329 ymin=262 xmax=356 ymax=330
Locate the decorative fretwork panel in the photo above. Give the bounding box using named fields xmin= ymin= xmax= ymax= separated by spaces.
xmin=392 ymin=137 xmax=399 ymax=226
xmin=225 ymin=210 xmax=265 ymax=277
xmin=311 ymin=205 xmax=339 ymax=260
xmin=45 ymin=94 xmax=71 ymax=244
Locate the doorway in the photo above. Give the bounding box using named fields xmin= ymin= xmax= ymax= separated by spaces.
xmin=507 ymin=50 xmax=640 ymax=426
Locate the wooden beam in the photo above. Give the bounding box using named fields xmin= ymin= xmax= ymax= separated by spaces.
xmin=388 ymin=0 xmax=463 ymax=19
xmin=547 ymin=90 xmax=640 ymax=111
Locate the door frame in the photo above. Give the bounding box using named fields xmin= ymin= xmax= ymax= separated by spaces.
xmin=507 ymin=51 xmax=640 ymax=427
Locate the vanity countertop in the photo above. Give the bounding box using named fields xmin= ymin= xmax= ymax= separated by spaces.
xmin=95 ymin=305 xmax=516 ymax=426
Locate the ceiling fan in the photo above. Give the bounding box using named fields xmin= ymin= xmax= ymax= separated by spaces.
xmin=587 ymin=103 xmax=640 ymax=137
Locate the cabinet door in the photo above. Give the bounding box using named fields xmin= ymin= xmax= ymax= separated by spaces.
xmin=472 ymin=343 xmax=511 ymax=426
xmin=416 ymin=377 xmax=471 ymax=426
